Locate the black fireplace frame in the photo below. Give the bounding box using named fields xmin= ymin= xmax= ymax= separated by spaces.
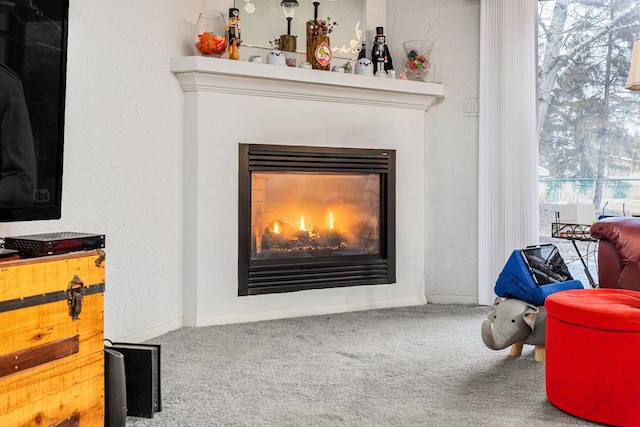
xmin=238 ymin=144 xmax=396 ymax=296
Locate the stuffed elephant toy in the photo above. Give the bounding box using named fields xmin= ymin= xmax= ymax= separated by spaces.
xmin=481 ymin=297 xmax=546 ymax=351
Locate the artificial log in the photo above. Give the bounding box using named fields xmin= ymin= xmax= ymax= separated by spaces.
xmin=261 ymin=228 xmax=345 ymax=252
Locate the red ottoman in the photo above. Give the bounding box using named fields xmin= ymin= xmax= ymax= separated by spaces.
xmin=545 ymin=289 xmax=640 ymax=426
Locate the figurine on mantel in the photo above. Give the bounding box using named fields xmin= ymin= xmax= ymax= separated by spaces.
xmin=371 ymin=27 xmax=393 ymax=77
xmin=227 ymin=8 xmax=242 ymax=60
xmin=354 ymin=57 xmax=373 ymax=76
xmin=267 ymin=49 xmax=287 ymax=66
xmin=266 ymin=38 xmax=287 ymax=66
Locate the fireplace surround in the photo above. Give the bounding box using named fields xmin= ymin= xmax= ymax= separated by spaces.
xmin=238 ymin=144 xmax=396 ymax=295
xmin=171 ymin=56 xmax=444 ymax=326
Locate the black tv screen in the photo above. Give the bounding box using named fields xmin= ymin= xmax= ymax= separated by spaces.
xmin=0 ymin=0 xmax=68 ymax=221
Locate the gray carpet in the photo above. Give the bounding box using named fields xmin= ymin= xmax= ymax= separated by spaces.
xmin=125 ymin=304 xmax=600 ymax=426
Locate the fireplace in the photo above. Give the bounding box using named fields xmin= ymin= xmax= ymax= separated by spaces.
xmin=238 ymin=144 xmax=396 ymax=296
xmin=173 ymin=58 xmax=444 ymax=324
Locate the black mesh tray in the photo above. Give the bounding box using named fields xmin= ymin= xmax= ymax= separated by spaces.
xmin=520 ymin=244 xmax=573 ymax=286
xmin=3 ymin=232 xmax=105 ymax=257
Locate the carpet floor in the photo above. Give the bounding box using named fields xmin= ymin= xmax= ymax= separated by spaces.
xmin=124 ymin=303 xmax=600 ymax=426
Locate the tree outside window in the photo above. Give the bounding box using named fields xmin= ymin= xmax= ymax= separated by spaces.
xmin=538 ymin=0 xmax=640 ymax=221
xmin=538 ymin=0 xmax=640 ymax=271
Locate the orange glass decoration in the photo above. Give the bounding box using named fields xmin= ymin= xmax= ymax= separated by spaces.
xmin=194 ymin=12 xmax=228 ymax=57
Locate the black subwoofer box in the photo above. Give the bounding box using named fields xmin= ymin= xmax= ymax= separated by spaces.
xmin=104 ymin=348 xmax=127 ymax=427
xmin=109 ymin=343 xmax=161 ymax=418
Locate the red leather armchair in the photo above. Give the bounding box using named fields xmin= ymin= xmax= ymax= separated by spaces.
xmin=590 ymin=217 xmax=640 ymax=291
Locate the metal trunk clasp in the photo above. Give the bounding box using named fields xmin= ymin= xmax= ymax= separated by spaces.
xmin=67 ymin=275 xmax=85 ymax=321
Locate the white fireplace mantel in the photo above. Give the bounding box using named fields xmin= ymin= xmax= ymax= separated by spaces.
xmin=171 ymin=56 xmax=444 ymax=111
xmin=172 ymin=55 xmax=444 ymax=327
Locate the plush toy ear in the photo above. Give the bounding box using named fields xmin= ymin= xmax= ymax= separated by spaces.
xmin=522 ymin=305 xmax=540 ymax=331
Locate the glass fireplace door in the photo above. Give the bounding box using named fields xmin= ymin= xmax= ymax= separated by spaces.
xmin=251 ymin=172 xmax=381 ymax=260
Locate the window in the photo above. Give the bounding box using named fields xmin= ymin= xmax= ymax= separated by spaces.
xmin=538 ymin=0 xmax=640 ymax=276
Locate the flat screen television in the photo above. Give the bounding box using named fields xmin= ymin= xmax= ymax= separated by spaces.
xmin=0 ymin=0 xmax=68 ymax=221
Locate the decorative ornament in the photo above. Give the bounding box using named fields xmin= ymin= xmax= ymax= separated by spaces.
xmin=354 ymin=58 xmax=373 ymax=76
xmin=371 ymin=26 xmax=393 ymax=75
xmin=402 ymin=40 xmax=434 ymax=81
xmin=314 ymin=41 xmax=332 ymax=67
xmin=194 ymin=12 xmax=228 ymax=57
xmin=307 ymin=17 xmax=338 ymax=36
xmin=306 ymin=11 xmax=337 ymax=71
xmin=267 ymin=49 xmax=287 ymax=66
xmin=227 ymin=8 xmax=242 ymax=61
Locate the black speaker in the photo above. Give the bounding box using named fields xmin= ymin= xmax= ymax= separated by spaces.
xmin=104 ymin=348 xmax=127 ymax=427
xmin=109 ymin=343 xmax=161 ymax=418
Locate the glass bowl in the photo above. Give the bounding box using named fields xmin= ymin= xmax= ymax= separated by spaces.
xmin=402 ymin=40 xmax=434 ymax=81
xmin=194 ymin=12 xmax=228 ymax=57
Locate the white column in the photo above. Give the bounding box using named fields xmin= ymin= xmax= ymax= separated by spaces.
xmin=478 ymin=0 xmax=539 ymax=306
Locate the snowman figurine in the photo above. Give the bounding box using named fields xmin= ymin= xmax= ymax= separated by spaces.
xmin=354 ymin=58 xmax=374 ymax=76
xmin=267 ymin=49 xmax=287 ymax=66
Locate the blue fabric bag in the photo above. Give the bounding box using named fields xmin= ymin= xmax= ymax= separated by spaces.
xmin=494 ymin=245 xmax=584 ymax=306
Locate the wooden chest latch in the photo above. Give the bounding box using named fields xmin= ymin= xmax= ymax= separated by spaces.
xmin=67 ymin=275 xmax=85 ymax=321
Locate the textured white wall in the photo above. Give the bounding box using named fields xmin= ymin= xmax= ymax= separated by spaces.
xmin=387 ymin=0 xmax=481 ymax=304
xmin=0 ymin=0 xmax=208 ymax=341
xmin=0 ymin=0 xmax=480 ymax=341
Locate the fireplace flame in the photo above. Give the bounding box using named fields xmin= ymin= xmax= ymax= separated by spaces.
xmin=273 ymin=221 xmax=280 ymax=234
xmin=329 ymin=211 xmax=334 ymax=230
xmin=299 ymin=215 xmax=306 ymax=231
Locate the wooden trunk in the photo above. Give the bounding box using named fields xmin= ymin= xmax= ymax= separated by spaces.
xmin=0 ymin=250 xmax=106 ymax=426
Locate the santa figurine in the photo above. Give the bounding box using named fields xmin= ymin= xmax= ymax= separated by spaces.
xmin=371 ymin=27 xmax=393 ymax=76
